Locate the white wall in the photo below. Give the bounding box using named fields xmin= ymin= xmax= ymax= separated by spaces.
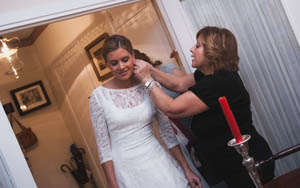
xmin=281 ymin=0 xmax=300 ymax=46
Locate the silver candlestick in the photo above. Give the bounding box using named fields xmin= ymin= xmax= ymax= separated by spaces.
xmin=228 ymin=135 xmax=263 ymax=188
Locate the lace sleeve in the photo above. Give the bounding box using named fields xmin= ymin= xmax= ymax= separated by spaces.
xmin=89 ymin=91 xmax=112 ymax=164
xmin=155 ymin=108 xmax=179 ymax=149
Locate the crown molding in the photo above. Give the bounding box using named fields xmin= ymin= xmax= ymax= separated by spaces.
xmin=19 ymin=25 xmax=47 ymax=48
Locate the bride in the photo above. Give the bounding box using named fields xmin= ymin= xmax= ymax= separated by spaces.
xmin=89 ymin=34 xmax=208 ymax=188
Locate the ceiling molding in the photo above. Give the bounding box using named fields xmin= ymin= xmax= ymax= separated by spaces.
xmin=19 ymin=25 xmax=47 ymax=47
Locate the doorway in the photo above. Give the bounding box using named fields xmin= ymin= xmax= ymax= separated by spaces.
xmin=0 ymin=0 xmax=181 ymax=187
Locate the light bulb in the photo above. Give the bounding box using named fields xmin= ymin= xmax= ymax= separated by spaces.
xmin=0 ymin=37 xmax=24 ymax=79
xmin=0 ymin=42 xmax=17 ymax=58
xmin=4 ymin=53 xmax=24 ymax=79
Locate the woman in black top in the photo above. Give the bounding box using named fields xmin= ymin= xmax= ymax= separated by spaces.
xmin=134 ymin=26 xmax=275 ymax=188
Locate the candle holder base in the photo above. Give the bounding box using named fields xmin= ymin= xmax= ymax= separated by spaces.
xmin=228 ymin=135 xmax=263 ymax=188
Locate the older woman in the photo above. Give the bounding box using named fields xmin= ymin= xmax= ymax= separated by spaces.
xmin=134 ymin=26 xmax=275 ymax=188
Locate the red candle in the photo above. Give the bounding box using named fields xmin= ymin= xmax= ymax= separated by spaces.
xmin=218 ymin=96 xmax=243 ymax=143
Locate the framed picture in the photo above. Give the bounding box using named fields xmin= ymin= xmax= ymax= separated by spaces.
xmin=10 ymin=80 xmax=51 ymax=116
xmin=85 ymin=32 xmax=113 ymax=82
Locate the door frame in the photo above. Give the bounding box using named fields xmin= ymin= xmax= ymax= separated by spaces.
xmin=0 ymin=1 xmax=142 ymax=187
xmin=0 ymin=0 xmax=140 ymax=35
xmin=0 ymin=103 xmax=37 ymax=188
xmin=1 ymin=1 xmax=189 ymax=187
xmin=0 ymin=0 xmax=195 ymax=72
xmin=0 ymin=0 xmax=196 ymax=74
xmin=154 ymin=0 xmax=195 ymax=73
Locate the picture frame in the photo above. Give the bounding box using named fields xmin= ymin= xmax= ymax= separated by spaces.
xmin=10 ymin=80 xmax=51 ymax=116
xmin=85 ymin=32 xmax=113 ymax=82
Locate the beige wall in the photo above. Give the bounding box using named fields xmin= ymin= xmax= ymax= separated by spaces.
xmin=34 ymin=11 xmax=110 ymax=187
xmin=0 ymin=46 xmax=75 ymax=188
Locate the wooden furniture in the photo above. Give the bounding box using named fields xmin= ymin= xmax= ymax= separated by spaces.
xmin=264 ymin=167 xmax=300 ymax=188
xmin=259 ymin=144 xmax=300 ymax=188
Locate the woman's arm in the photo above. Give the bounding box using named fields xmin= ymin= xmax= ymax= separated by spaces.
xmin=137 ymin=60 xmax=195 ymax=93
xmin=134 ymin=60 xmax=208 ymax=118
xmin=152 ymin=86 xmax=208 ymax=118
xmin=151 ymin=65 xmax=195 ymax=93
xmin=155 ymin=110 xmax=202 ymax=188
xmin=102 ymin=161 xmax=119 ymax=188
xmin=169 ymin=146 xmax=202 ymax=188
xmin=172 ymin=68 xmax=186 ymax=77
xmin=90 ymin=92 xmax=119 ymax=188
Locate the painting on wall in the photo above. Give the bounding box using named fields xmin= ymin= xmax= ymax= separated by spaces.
xmin=10 ymin=80 xmax=51 ymax=116
xmin=85 ymin=32 xmax=113 ymax=82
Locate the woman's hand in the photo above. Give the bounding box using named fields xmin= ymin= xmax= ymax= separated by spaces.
xmin=102 ymin=161 xmax=120 ymax=188
xmin=108 ymin=182 xmax=119 ymax=188
xmin=134 ymin=59 xmax=153 ymax=83
xmin=185 ymin=169 xmax=202 ymax=188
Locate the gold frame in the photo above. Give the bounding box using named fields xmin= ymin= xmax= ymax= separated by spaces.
xmin=85 ymin=32 xmax=113 ymax=82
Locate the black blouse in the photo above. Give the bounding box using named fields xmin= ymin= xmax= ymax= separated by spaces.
xmin=189 ymin=70 xmax=274 ymax=186
xmin=189 ymin=70 xmax=253 ymax=147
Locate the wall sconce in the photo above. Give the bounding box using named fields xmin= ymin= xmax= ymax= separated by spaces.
xmin=0 ymin=36 xmax=24 ymax=79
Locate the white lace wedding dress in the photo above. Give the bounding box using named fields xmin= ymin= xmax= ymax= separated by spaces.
xmin=89 ymin=83 xmax=190 ymax=188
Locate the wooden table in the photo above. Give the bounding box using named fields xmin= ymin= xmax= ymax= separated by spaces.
xmin=264 ymin=167 xmax=300 ymax=188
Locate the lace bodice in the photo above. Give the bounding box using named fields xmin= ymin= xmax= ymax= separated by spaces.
xmin=89 ymin=84 xmax=179 ymax=164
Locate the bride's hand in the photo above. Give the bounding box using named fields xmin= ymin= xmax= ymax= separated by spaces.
xmin=185 ymin=170 xmax=202 ymax=188
xmin=133 ymin=59 xmax=152 ymax=83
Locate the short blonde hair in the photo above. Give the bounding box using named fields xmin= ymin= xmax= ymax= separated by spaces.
xmin=197 ymin=27 xmax=239 ymax=73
